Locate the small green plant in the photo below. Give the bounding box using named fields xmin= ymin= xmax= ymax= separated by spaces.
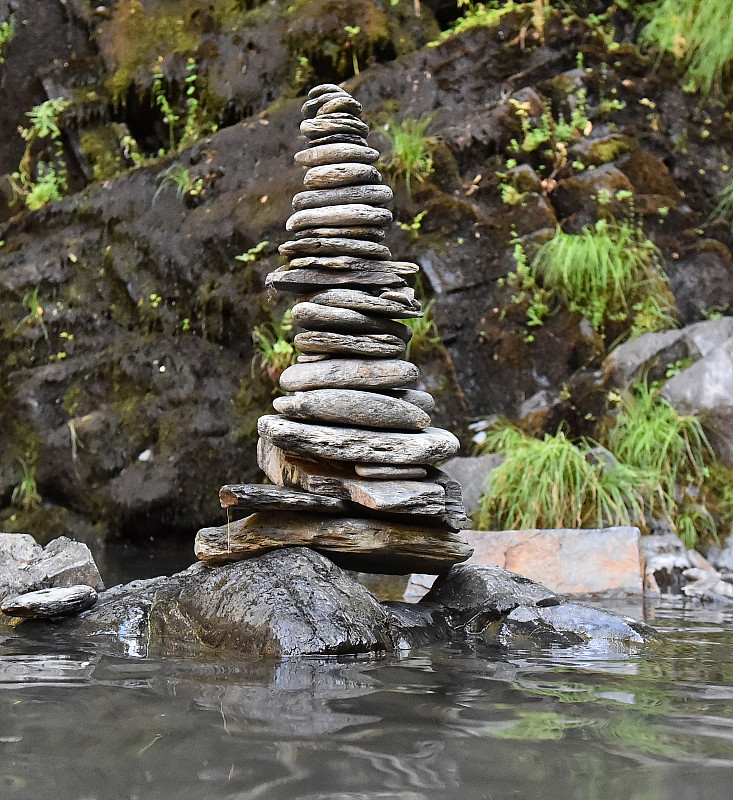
xmin=152 ymin=64 xmax=180 ymax=152
xmin=474 ymin=424 xmax=653 ymax=530
xmin=396 ymin=209 xmax=427 ymax=239
xmin=252 ymin=310 xmax=296 ymax=383
xmin=0 ymin=14 xmax=15 ymax=64
xmin=430 ymin=1 xmax=519 ymax=45
xmin=10 ymin=97 xmax=70 ymax=210
xmin=381 ymin=114 xmax=437 ymax=196
xmin=344 ymin=25 xmax=361 ymax=75
xmin=235 ymin=241 xmax=269 ymax=263
xmin=405 ymin=298 xmax=441 ymax=358
xmin=711 ymin=176 xmax=733 ymax=223
xmin=530 ymin=219 xmax=675 ymax=333
xmin=155 ymin=165 xmax=203 ymax=200
xmin=500 ymin=234 xmax=552 ymax=336
xmin=639 ymin=0 xmax=733 ymax=93
xmin=16 ymin=286 xmax=49 ymax=342
xmin=11 ymin=459 xmax=42 ymax=511
xmin=603 ymin=381 xmax=713 ymax=542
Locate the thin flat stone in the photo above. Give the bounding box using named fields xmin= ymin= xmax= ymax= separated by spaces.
xmin=295 ymin=144 xmax=378 ymax=167
xmin=194 ymin=511 xmax=472 ymax=575
xmin=294 ymin=331 xmax=406 ymax=357
xmin=278 ymin=359 xmax=419 ymax=392
xmin=258 ymin=415 xmax=460 ymax=463
xmin=308 ymin=83 xmax=344 ymax=98
xmin=1 ymin=585 xmax=98 ymax=619
xmin=258 ymin=438 xmax=445 ymax=512
xmin=430 ymin=467 xmax=471 ymax=530
xmin=301 ymin=90 xmax=351 ymax=118
xmin=292 ymin=184 xmax=393 ymax=211
xmin=266 ymin=268 xmax=407 ymax=293
xmin=301 ymin=115 xmax=370 ymax=140
xmin=218 ymin=484 xmax=346 ymax=513
xmin=316 ymin=96 xmax=363 ymax=117
xmin=289 ymin=255 xmax=417 ymax=275
xmin=386 ymin=389 xmax=436 ymax=414
xmin=273 ymin=388 xmax=430 ymax=430
xmin=279 ymin=238 xmax=392 ymax=259
xmin=306 ymin=288 xmax=422 ymax=318
xmin=305 ymin=133 xmax=368 ymax=148
xmin=286 ymin=204 xmax=392 ymax=232
xmin=293 ymin=226 xmax=386 ymax=241
xmin=355 ymin=464 xmax=429 ymax=479
xmin=297 ymin=354 xmax=329 ymax=362
xmin=303 ymin=163 xmax=380 ymax=189
xmin=291 ymin=302 xmax=413 ymax=341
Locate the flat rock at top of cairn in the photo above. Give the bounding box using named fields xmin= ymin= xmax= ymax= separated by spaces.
xmin=195 ymin=84 xmax=471 ymax=574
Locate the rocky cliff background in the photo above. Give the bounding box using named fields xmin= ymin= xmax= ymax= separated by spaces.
xmin=1 ymin=0 xmax=732 ymax=548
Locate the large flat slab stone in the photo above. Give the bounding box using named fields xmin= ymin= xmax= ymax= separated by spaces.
xmin=194 ymin=512 xmax=472 ymax=575
xmin=292 ymin=185 xmax=392 ymax=210
xmin=306 ymin=288 xmax=422 ymax=318
xmin=258 ymin=415 xmax=460 ymax=464
xmin=279 ymin=237 xmax=392 ymax=259
xmin=462 ymin=527 xmax=644 ymax=595
xmin=286 ymin=204 xmax=393 ymax=232
xmin=294 ymin=143 xmax=378 ymax=167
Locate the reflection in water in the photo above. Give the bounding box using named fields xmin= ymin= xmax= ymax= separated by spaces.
xmin=0 ymin=605 xmax=731 ymax=799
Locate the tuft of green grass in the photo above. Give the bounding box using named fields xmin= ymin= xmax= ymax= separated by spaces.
xmin=252 ymin=310 xmax=296 ymax=384
xmin=602 ymin=381 xmax=714 ymax=545
xmin=11 ymin=459 xmax=41 ymax=511
xmin=530 ymin=219 xmax=676 ymax=334
xmin=475 ymin=424 xmax=653 ymax=531
xmin=154 ymin=165 xmax=203 ymax=200
xmin=380 ymin=113 xmax=438 ymax=196
xmin=639 ymin=0 xmax=733 ymax=94
xmin=405 ymin=298 xmax=441 ymax=358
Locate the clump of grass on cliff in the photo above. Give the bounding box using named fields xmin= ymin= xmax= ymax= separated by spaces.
xmin=474 ymin=424 xmax=652 ymax=531
xmin=380 ymin=113 xmax=438 ymax=196
xmin=639 ymin=0 xmax=733 ymax=93
xmin=530 ymin=219 xmax=676 ymax=335
xmin=475 ymin=382 xmax=718 ymax=547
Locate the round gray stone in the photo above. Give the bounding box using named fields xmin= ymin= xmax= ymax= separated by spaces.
xmin=301 ymin=90 xmax=351 ymax=118
xmin=301 ymin=115 xmax=370 ymax=141
xmin=294 ymin=330 xmax=406 ymax=357
xmin=305 ymin=288 xmax=422 ymax=318
xmin=279 ymin=358 xmax=419 ymax=392
xmin=295 ymin=144 xmax=379 ymax=167
xmin=291 ymin=302 xmax=413 ymax=341
xmin=286 ymin=204 xmax=392 ymax=232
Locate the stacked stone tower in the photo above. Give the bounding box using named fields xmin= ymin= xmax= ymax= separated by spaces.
xmin=195 ymin=84 xmax=472 ymax=574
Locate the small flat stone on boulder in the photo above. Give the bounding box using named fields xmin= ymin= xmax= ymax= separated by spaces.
xmin=2 ymin=585 xmax=98 ymax=619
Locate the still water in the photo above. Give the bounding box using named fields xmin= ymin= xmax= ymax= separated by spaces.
xmin=1 ymin=550 xmax=732 ymax=800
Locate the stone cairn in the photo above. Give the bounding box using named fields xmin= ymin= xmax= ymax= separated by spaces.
xmin=195 ymin=84 xmax=473 ymax=575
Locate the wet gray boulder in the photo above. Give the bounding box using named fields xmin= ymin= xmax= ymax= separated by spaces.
xmin=1 ymin=585 xmax=98 ymax=619
xmin=0 ymin=533 xmax=104 ymax=624
xmin=68 ymin=548 xmax=393 ymax=658
xmin=5 ymin=539 xmax=660 ymax=656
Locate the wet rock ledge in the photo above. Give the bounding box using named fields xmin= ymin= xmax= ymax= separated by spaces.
xmin=1 ymin=534 xmax=659 ymax=657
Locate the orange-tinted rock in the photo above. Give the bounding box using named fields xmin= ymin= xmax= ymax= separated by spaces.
xmin=462 ymin=527 xmax=643 ymax=595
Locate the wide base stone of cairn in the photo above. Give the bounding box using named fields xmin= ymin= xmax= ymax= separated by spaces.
xmin=194 ymin=83 xmax=472 ymax=575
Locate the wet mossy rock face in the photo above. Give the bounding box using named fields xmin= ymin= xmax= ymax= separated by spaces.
xmin=2 ymin=1 xmax=733 ymax=542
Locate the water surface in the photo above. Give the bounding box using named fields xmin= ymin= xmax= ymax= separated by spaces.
xmin=1 ymin=601 xmax=732 ymax=800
